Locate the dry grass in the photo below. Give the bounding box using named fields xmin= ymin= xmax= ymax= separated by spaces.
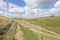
xmin=16 ymin=17 xmax=60 ymax=40
xmin=21 ymin=17 xmax=60 ymax=34
xmin=0 ymin=16 xmax=12 ymax=29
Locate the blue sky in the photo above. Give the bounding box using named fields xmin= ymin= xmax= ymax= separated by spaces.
xmin=3 ymin=0 xmax=58 ymax=9
xmin=4 ymin=0 xmax=26 ymax=7
xmin=0 ymin=0 xmax=60 ymax=18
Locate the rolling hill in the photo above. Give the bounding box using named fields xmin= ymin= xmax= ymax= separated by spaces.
xmin=0 ymin=16 xmax=60 ymax=40
xmin=21 ymin=16 xmax=60 ymax=34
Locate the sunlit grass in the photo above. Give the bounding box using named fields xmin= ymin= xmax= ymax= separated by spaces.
xmin=20 ymin=16 xmax=60 ymax=34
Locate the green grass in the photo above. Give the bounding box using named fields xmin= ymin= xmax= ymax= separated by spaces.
xmin=19 ymin=24 xmax=38 ymax=40
xmin=21 ymin=16 xmax=60 ymax=34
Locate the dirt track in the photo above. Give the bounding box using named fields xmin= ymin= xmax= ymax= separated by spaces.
xmin=15 ymin=25 xmax=23 ymax=40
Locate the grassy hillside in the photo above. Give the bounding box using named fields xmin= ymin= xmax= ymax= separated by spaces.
xmin=21 ymin=17 xmax=60 ymax=34
xmin=0 ymin=16 xmax=12 ymax=38
xmin=0 ymin=16 xmax=60 ymax=40
xmin=0 ymin=16 xmax=39 ymax=40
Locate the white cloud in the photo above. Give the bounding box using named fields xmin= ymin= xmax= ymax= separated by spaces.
xmin=22 ymin=6 xmax=51 ymax=18
xmin=55 ymin=1 xmax=60 ymax=8
xmin=22 ymin=0 xmax=60 ymax=18
xmin=0 ymin=0 xmax=60 ymax=18
xmin=0 ymin=11 xmax=8 ymax=17
xmin=9 ymin=7 xmax=24 ymax=13
xmin=24 ymin=0 xmax=56 ymax=8
xmin=9 ymin=3 xmax=17 ymax=8
xmin=0 ymin=11 xmax=21 ymax=18
xmin=8 ymin=3 xmax=25 ymax=18
xmin=8 ymin=0 xmax=60 ymax=18
xmin=50 ymin=0 xmax=60 ymax=16
xmin=0 ymin=0 xmax=7 ymax=10
xmin=9 ymin=3 xmax=24 ymax=13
